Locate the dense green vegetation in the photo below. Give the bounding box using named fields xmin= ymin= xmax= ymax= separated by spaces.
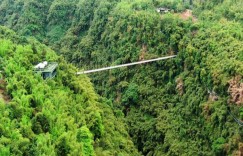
xmin=0 ymin=0 xmax=243 ymax=155
xmin=0 ymin=26 xmax=139 ymax=155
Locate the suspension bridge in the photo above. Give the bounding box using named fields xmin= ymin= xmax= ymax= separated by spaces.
xmin=77 ymin=55 xmax=177 ymax=74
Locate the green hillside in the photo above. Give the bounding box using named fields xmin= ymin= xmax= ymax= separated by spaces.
xmin=0 ymin=0 xmax=243 ymax=155
xmin=0 ymin=26 xmax=139 ymax=155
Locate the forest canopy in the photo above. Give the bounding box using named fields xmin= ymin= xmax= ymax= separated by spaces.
xmin=0 ymin=26 xmax=139 ymax=155
xmin=0 ymin=0 xmax=243 ymax=155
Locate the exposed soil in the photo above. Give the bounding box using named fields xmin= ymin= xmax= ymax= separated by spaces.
xmin=179 ymin=9 xmax=197 ymax=22
xmin=176 ymin=77 xmax=184 ymax=96
xmin=238 ymin=143 xmax=243 ymax=156
xmin=228 ymin=76 xmax=243 ymax=105
xmin=0 ymin=79 xmax=11 ymax=103
xmin=208 ymin=90 xmax=219 ymax=102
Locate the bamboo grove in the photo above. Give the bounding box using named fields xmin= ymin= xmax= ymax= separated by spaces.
xmin=0 ymin=0 xmax=243 ymax=155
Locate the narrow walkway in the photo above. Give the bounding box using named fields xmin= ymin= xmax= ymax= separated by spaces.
xmin=77 ymin=55 xmax=176 ymax=74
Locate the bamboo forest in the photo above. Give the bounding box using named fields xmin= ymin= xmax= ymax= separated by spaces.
xmin=0 ymin=0 xmax=243 ymax=155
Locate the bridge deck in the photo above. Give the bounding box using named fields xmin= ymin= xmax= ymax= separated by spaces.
xmin=77 ymin=55 xmax=176 ymax=74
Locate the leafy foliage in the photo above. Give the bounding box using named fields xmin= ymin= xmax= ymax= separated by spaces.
xmin=0 ymin=26 xmax=139 ymax=155
xmin=0 ymin=0 xmax=243 ymax=155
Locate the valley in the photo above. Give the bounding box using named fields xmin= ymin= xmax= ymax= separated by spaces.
xmin=0 ymin=0 xmax=242 ymax=155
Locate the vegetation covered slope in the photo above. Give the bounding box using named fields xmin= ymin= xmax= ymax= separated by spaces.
xmin=0 ymin=26 xmax=139 ymax=156
xmin=80 ymin=1 xmax=243 ymax=155
xmin=0 ymin=0 xmax=243 ymax=155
